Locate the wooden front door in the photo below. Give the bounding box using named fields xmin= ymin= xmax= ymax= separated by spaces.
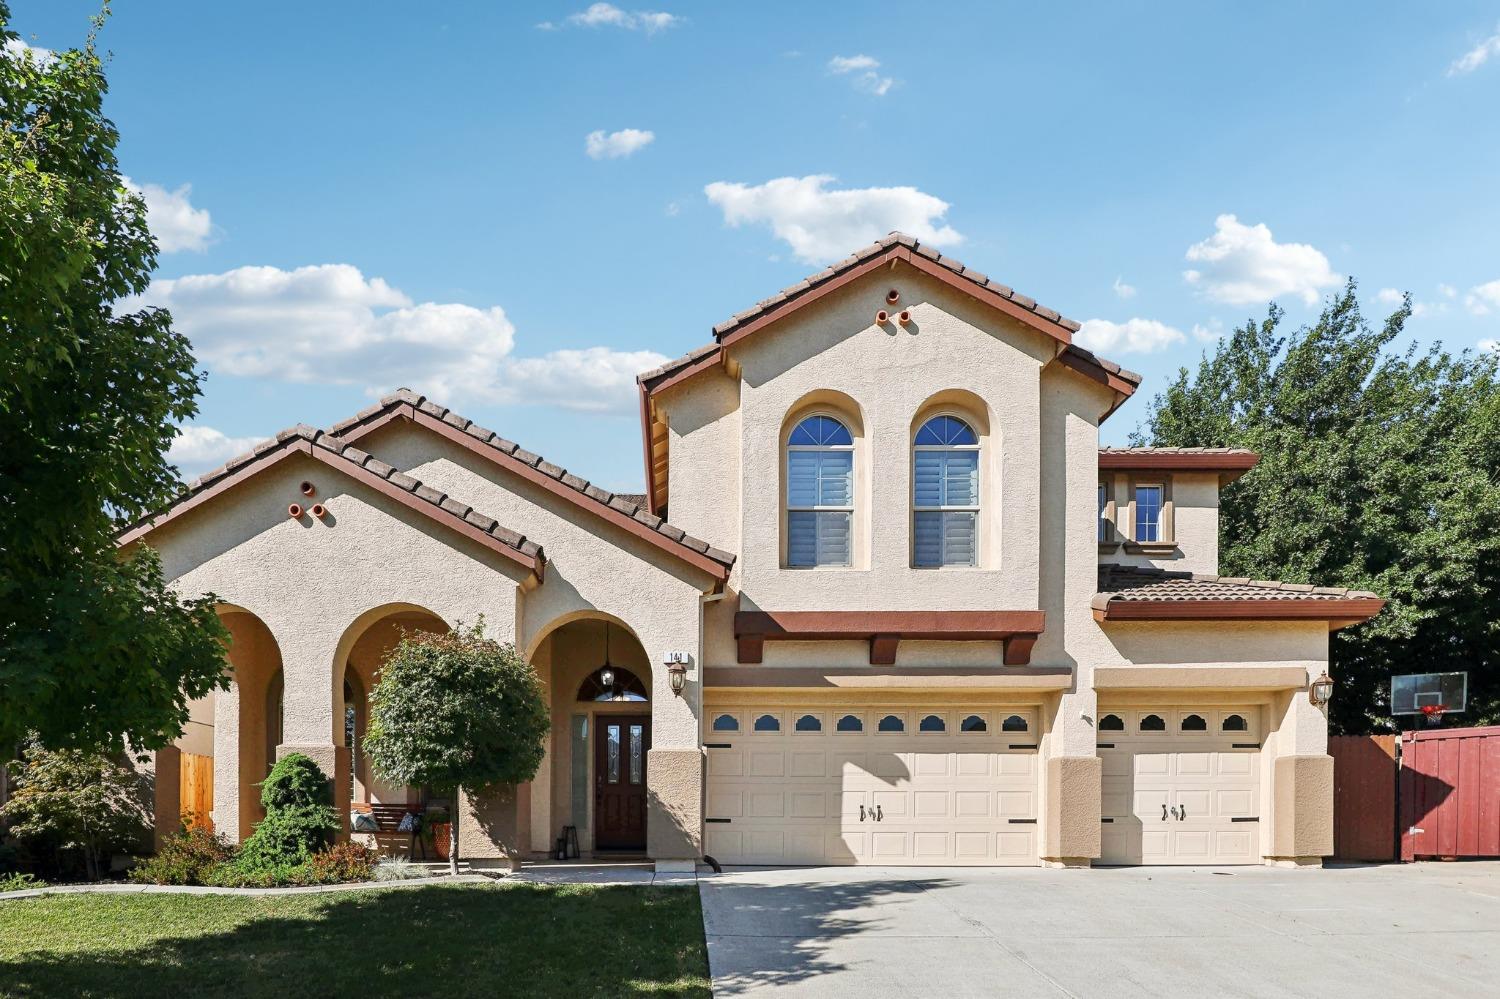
xmin=595 ymin=715 xmax=649 ymax=850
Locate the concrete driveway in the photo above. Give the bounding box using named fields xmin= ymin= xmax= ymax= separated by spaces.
xmin=699 ymin=862 xmax=1500 ymax=998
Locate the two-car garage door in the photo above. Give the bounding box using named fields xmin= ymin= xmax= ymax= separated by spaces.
xmin=704 ymin=704 xmax=1039 ymax=866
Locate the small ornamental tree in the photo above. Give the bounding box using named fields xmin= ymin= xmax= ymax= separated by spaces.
xmin=233 ymin=753 xmax=340 ymax=873
xmin=364 ymin=623 xmax=550 ymax=875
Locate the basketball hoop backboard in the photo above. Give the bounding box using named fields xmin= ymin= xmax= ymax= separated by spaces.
xmin=1391 ymin=672 xmax=1467 ymax=715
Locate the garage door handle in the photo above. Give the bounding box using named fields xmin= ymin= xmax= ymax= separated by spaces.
xmin=875 ymin=805 xmax=883 ymax=822
xmin=1162 ymin=804 xmax=1168 ymax=822
xmin=860 ymin=805 xmax=866 ymax=822
xmin=1179 ymin=804 xmax=1186 ymax=821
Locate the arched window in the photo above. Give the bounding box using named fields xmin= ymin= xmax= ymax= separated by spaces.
xmin=1001 ymin=714 xmax=1028 ymax=733
xmin=1099 ymin=714 xmax=1125 ymax=731
xmin=1180 ymin=714 xmax=1208 ymax=732
xmin=712 ymin=714 xmax=739 ymax=733
xmin=836 ymin=714 xmax=863 ymax=733
xmin=753 ymin=714 xmax=781 ymax=732
xmin=577 ymin=667 xmax=648 ymax=702
xmin=877 ymin=714 xmax=905 ymax=733
xmin=1222 ymin=714 xmax=1248 ymax=732
xmin=913 ymin=415 xmax=979 ymax=567
xmin=1140 ymin=714 xmax=1166 ymax=732
xmin=787 ymin=415 xmax=854 ymax=567
xmin=919 ymin=714 xmax=946 ymax=733
xmin=795 ymin=714 xmax=822 ymax=732
xmin=960 ymin=714 xmax=987 ymax=733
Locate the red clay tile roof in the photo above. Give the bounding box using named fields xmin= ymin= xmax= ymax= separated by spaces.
xmin=331 ymin=390 xmax=736 ymax=577
xmin=1099 ymin=447 xmax=1260 ymax=481
xmin=1094 ymin=564 xmax=1384 ymax=626
xmin=118 ymin=425 xmax=544 ymax=575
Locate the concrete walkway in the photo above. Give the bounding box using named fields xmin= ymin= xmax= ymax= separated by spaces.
xmin=511 ymin=861 xmax=698 ymax=886
xmin=699 ymin=862 xmax=1500 ymax=998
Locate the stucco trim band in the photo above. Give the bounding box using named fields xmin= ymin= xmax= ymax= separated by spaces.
xmin=703 ymin=665 xmax=1073 ymax=691
xmin=1093 ymin=666 xmax=1311 ymax=691
xmin=733 ymin=608 xmax=1047 ymax=666
xmin=117 ymin=429 xmax=544 ymax=579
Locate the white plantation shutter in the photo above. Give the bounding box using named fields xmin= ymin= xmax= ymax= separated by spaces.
xmin=786 ymin=424 xmax=853 ymax=567
xmin=912 ymin=419 xmax=980 ymax=567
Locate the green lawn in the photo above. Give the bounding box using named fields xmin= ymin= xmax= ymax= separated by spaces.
xmin=0 ymin=882 xmax=711 ymax=998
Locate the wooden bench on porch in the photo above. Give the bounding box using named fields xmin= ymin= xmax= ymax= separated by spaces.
xmin=351 ymin=802 xmax=427 ymax=859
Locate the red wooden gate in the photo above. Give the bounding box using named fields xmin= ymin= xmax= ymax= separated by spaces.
xmin=1330 ymin=734 xmax=1397 ymax=861
xmin=1400 ymin=725 xmax=1500 ymax=861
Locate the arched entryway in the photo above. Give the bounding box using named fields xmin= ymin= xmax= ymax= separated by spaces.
xmin=215 ymin=605 xmax=284 ymax=841
xmin=530 ymin=615 xmax=652 ymax=855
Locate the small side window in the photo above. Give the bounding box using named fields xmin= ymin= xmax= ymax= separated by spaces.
xmin=918 ymin=714 xmax=945 ymax=733
xmin=753 ymin=714 xmax=781 ymax=733
xmin=1181 ymin=714 xmax=1208 ymax=732
xmin=712 ymin=714 xmax=739 ymax=733
xmin=1001 ymin=715 xmax=1028 ymax=732
xmin=1222 ymin=714 xmax=1248 ymax=732
xmin=960 ymin=714 xmax=987 ymax=733
xmin=836 ymin=714 xmax=863 ymax=733
xmin=1139 ymin=714 xmax=1167 ymax=732
xmin=877 ymin=714 xmax=904 ymax=733
xmin=1099 ymin=714 xmax=1125 ymax=731
xmin=795 ymin=714 xmax=822 ymax=732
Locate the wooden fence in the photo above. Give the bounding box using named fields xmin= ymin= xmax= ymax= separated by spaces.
xmin=1400 ymin=725 xmax=1500 ymax=861
xmin=1330 ymin=734 xmax=1398 ymax=862
xmin=178 ymin=751 xmax=214 ymax=833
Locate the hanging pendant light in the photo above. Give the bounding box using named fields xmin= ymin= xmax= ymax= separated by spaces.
xmin=597 ymin=621 xmax=616 ymax=695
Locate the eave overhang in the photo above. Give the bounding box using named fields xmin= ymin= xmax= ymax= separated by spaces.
xmin=733 ymin=606 xmax=1047 ymax=666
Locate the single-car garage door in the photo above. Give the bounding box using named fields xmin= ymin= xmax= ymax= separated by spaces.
xmin=704 ymin=704 xmax=1039 ymax=866
xmin=1099 ymin=706 xmax=1263 ymax=865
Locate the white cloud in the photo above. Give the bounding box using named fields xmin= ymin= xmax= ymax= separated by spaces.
xmin=1075 ymin=317 xmax=1186 ymax=354
xmin=1111 ymin=276 xmax=1137 ymax=299
xmin=3 ymin=37 xmax=54 ymax=65
xmin=124 ymin=264 xmax=665 ymax=413
xmin=1449 ymin=24 xmax=1500 ymax=75
xmin=1183 ymin=214 xmax=1341 ymax=306
xmin=704 ymin=174 xmax=962 ymax=264
xmin=1479 ymin=339 xmax=1498 ymax=354
xmin=1438 ymin=283 xmax=1457 ymax=298
xmin=168 ymin=424 xmax=263 ymax=478
xmin=1375 ymin=287 xmax=1404 ymax=305
xmin=585 ymin=128 xmax=655 ymax=160
xmin=123 ymin=177 xmax=214 ymax=253
xmin=538 ymin=4 xmax=680 ymax=33
xmin=827 ymin=53 xmax=893 ymax=96
xmin=1465 ymin=279 xmax=1500 ymax=315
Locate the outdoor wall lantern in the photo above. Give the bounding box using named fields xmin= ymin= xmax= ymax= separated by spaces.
xmin=667 ymin=661 xmax=688 ymax=696
xmin=1309 ymin=672 xmax=1335 ymax=707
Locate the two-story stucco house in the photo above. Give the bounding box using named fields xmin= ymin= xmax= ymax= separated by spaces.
xmin=125 ymin=233 xmax=1383 ymax=872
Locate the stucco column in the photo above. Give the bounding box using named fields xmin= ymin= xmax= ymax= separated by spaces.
xmin=275 ymin=742 xmax=351 ymax=838
xmin=459 ymin=783 xmax=529 ymax=871
xmin=1267 ymin=681 xmax=1333 ymax=865
xmin=644 ymin=617 xmax=705 ymax=872
xmin=212 ymin=680 xmax=243 ymax=842
xmin=1041 ymin=688 xmax=1102 ymax=867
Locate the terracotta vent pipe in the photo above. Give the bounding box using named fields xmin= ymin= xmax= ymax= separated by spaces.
xmin=885 ymin=289 xmax=900 ymax=305
xmin=300 ymin=480 xmax=316 ymax=497
xmin=310 ymin=503 xmax=327 ymax=519
xmin=875 ymin=309 xmax=890 ymax=325
xmin=287 ymin=503 xmax=304 ymax=519
xmin=898 ymin=310 xmax=912 ymax=326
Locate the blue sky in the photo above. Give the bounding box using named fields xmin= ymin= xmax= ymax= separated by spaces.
xmin=9 ymin=1 xmax=1500 ymax=490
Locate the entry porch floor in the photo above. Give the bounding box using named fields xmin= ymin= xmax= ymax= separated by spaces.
xmin=700 ymin=861 xmax=1500 ymax=998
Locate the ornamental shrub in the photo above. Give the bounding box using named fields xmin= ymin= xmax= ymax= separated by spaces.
xmin=0 ymin=872 xmax=43 ymax=892
xmin=232 ymin=754 xmax=339 ymax=873
xmin=128 ymin=827 xmax=233 ymax=885
xmin=305 ymin=841 xmax=376 ymax=884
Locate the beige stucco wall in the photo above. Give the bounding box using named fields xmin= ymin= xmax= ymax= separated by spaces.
xmin=1100 ymin=470 xmax=1221 ymax=575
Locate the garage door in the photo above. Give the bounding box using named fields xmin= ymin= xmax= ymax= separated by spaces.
xmin=704 ymin=705 xmax=1039 ymax=866
xmin=1099 ymin=707 xmax=1262 ymax=865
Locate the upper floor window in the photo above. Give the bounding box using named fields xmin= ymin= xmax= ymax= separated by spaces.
xmin=1098 ymin=482 xmax=1109 ymax=541
xmin=786 ymin=415 xmax=854 ymax=567
xmin=913 ymin=415 xmax=979 ymax=567
xmin=1134 ymin=484 xmax=1164 ymax=542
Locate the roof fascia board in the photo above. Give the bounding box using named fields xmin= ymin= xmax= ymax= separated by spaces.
xmin=1092 ymin=597 xmax=1386 ymax=628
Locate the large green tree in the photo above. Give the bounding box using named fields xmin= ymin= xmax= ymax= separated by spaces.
xmin=364 ymin=623 xmax=550 ymax=875
xmin=1136 ymin=282 xmax=1500 ymax=733
xmin=0 ymin=6 xmax=227 ymax=753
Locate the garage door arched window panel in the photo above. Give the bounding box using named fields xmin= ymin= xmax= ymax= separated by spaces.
xmin=1099 ymin=713 xmax=1125 ymax=731
xmin=753 ymin=713 xmax=781 ymax=733
xmin=795 ymin=713 xmax=822 ymax=732
xmin=1001 ymin=714 xmax=1028 ymax=733
xmin=786 ymin=414 xmax=854 ymax=568
xmin=913 ymin=415 xmax=980 ymax=568
xmin=1180 ymin=713 xmax=1208 ymax=732
xmin=1139 ymin=713 xmax=1167 ymax=732
xmin=918 ymin=714 xmax=946 ymax=733
xmin=959 ymin=714 xmax=988 ymax=733
xmin=877 ymin=714 xmax=905 ymax=733
xmin=1221 ymin=713 xmax=1249 ymax=733
xmin=836 ymin=713 xmax=864 ymax=733
xmin=711 ymin=713 xmax=739 ymax=733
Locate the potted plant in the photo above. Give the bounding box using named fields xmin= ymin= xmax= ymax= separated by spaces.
xmin=424 ymin=807 xmax=451 ymax=860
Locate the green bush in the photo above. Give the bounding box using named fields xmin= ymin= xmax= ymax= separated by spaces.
xmin=232 ymin=754 xmax=339 ymax=874
xmin=0 ymin=872 xmax=44 ymax=892
xmin=128 ymin=827 xmax=233 ymax=886
xmin=204 ymin=861 xmax=310 ymax=889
